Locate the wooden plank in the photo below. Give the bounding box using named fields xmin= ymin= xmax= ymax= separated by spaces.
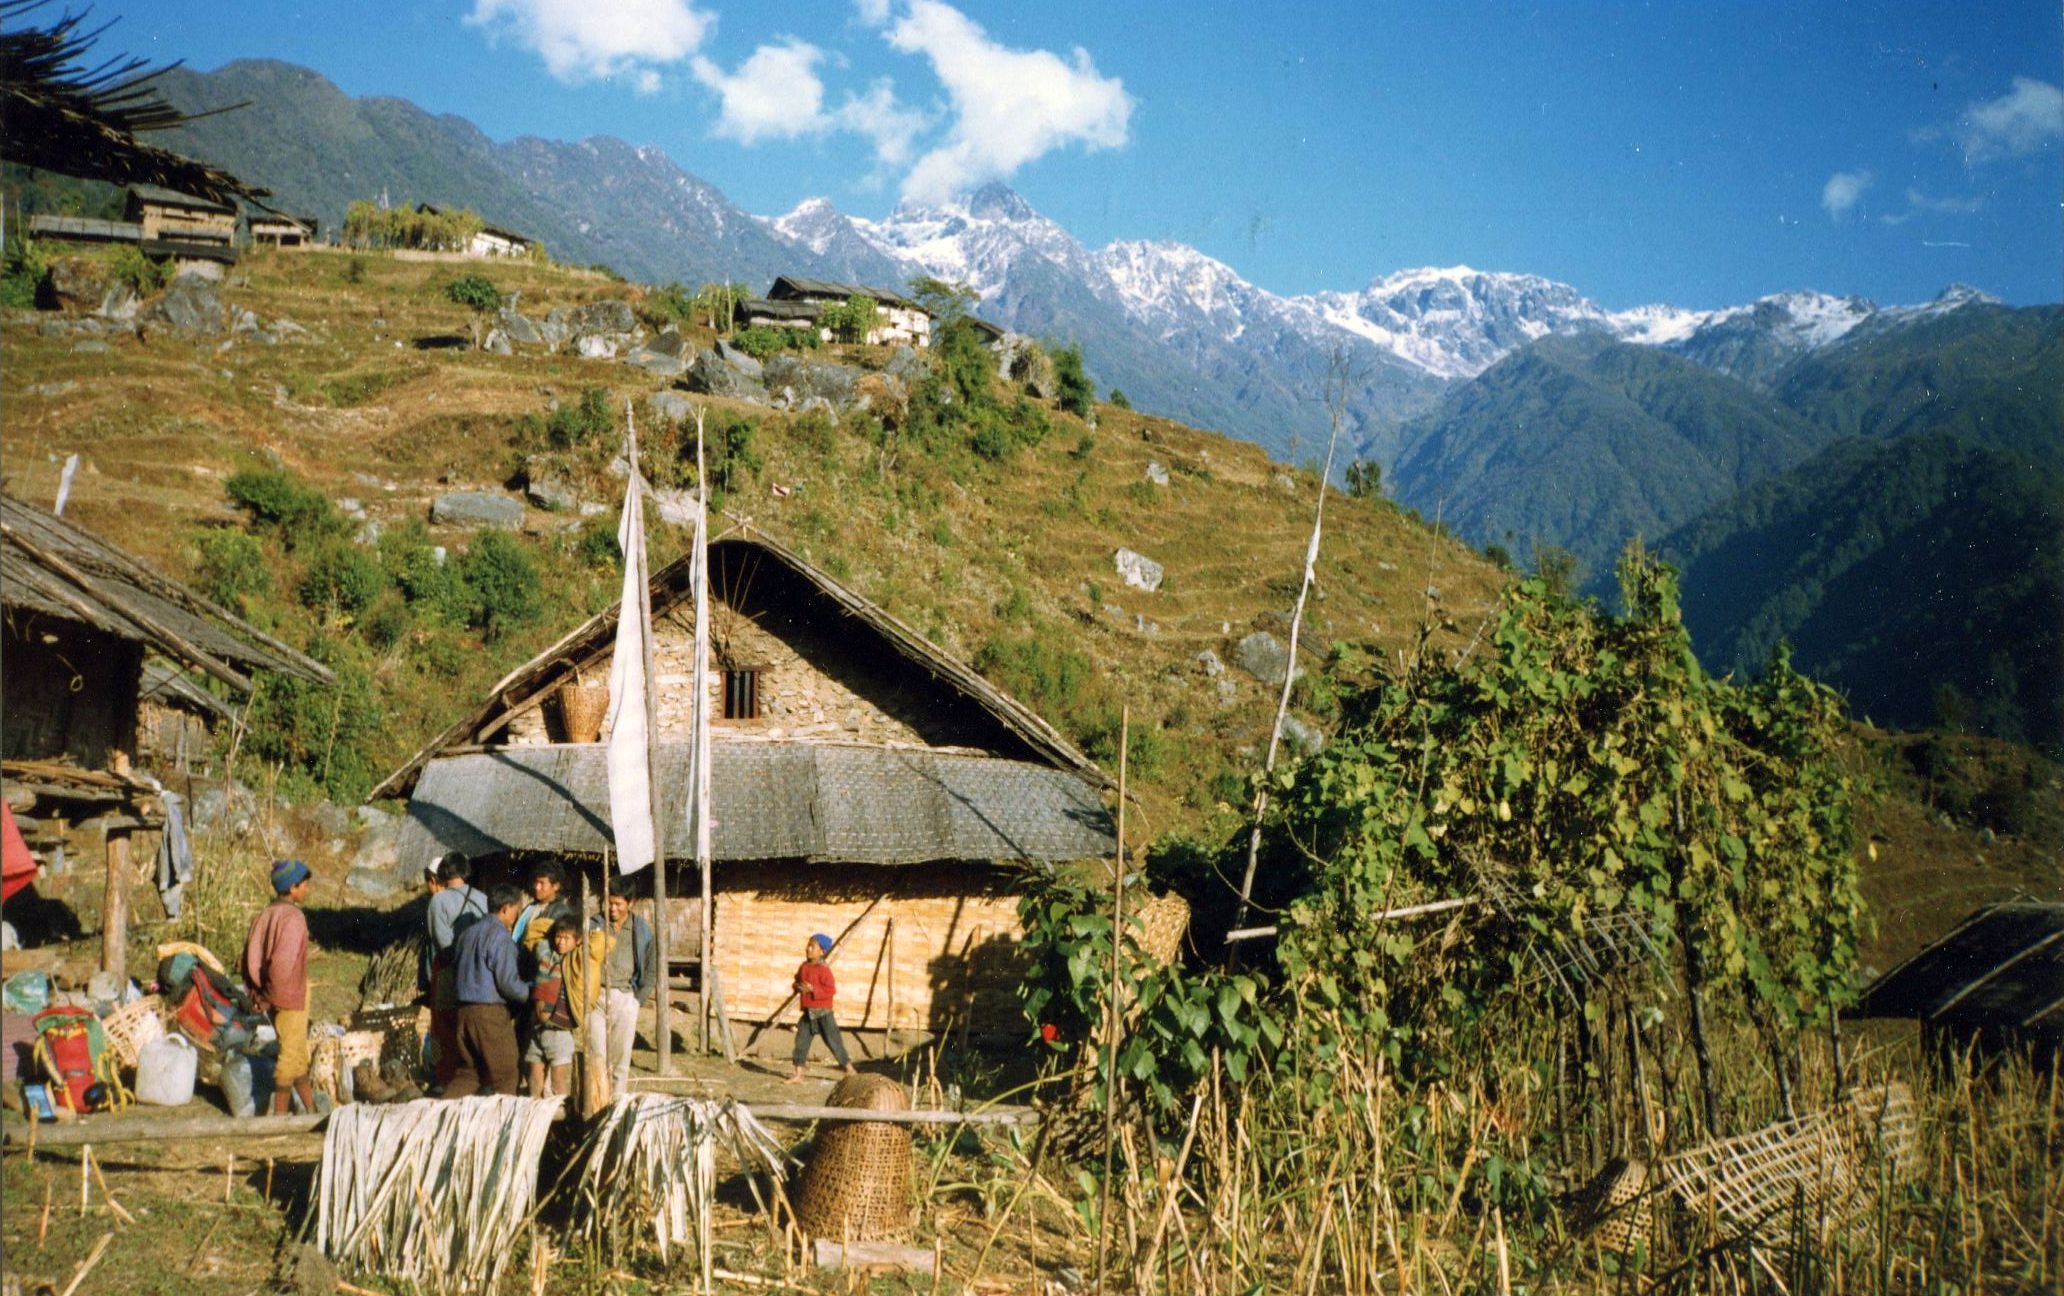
xmin=3 ymin=1112 xmax=327 ymax=1148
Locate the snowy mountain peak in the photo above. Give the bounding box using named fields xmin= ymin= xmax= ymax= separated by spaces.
xmin=768 ymin=197 xmax=849 ymax=255
xmin=1296 ymin=267 xmax=1620 ymax=380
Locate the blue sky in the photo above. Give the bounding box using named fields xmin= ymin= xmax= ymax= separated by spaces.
xmin=97 ymin=1 xmax=2064 ymax=310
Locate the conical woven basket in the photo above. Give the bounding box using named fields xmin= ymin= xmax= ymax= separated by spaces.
xmin=794 ymin=1073 xmax=915 ymax=1241
xmin=558 ymin=684 xmax=610 ymax=744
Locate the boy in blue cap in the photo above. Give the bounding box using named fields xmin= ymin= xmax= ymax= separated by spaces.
xmin=785 ymin=932 xmax=855 ymax=1082
xmin=242 ymin=859 xmax=314 ymax=1115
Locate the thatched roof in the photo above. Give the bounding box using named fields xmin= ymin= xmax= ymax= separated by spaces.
xmin=369 ymin=521 xmax=1107 ymax=801
xmin=0 ymin=2 xmax=267 ymax=208
xmin=1857 ymin=903 xmax=2064 ymax=1035
xmin=0 ymin=493 xmax=332 ymax=694
xmin=126 ymin=183 xmax=234 ymax=214
xmin=397 ymin=742 xmax=1114 ymax=870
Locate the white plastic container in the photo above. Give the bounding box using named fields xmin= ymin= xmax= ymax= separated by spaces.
xmin=135 ymin=1033 xmax=198 ymax=1106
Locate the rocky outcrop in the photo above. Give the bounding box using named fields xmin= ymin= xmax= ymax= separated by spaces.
xmin=1115 ymin=547 xmax=1164 ymax=592
xmin=765 ymin=354 xmax=862 ymax=412
xmin=430 ymin=491 xmax=523 ymax=530
xmin=1233 ymin=630 xmax=1301 ymax=686
xmin=144 ymin=273 xmax=226 ymax=336
xmin=686 ymin=347 xmax=768 ymax=401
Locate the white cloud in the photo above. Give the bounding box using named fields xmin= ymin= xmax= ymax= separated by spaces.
xmin=853 ymin=0 xmax=892 ymax=28
xmin=691 ymin=40 xmax=830 ymax=145
xmin=1956 ymin=76 xmax=2064 ymax=162
xmin=838 ymin=78 xmax=931 ymax=167
xmin=1821 ymin=169 xmax=1872 ymax=220
xmin=885 ymin=0 xmax=1132 ymax=204
xmin=467 ymin=0 xmax=712 ymax=88
xmin=1905 ymin=187 xmax=1985 ymax=215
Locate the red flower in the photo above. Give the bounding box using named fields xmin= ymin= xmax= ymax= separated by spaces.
xmin=1040 ymin=1022 xmax=1059 ymax=1043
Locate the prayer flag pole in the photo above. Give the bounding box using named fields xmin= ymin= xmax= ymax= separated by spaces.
xmin=691 ymin=410 xmax=714 ymax=1054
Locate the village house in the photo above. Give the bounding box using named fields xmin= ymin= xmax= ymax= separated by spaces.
xmin=739 ymin=276 xmax=934 ymax=348
xmin=124 ymin=184 xmax=236 ymax=248
xmin=248 ymin=213 xmax=317 ymax=247
xmin=371 ymin=524 xmax=1114 ymax=1053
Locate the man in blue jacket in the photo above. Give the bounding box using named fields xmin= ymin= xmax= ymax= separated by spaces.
xmin=444 ymin=883 xmax=531 ymax=1098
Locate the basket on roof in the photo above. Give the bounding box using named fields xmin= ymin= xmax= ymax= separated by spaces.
xmin=794 ymin=1072 xmax=915 ymax=1241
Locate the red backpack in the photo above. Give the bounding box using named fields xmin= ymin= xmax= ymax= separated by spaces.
xmin=31 ymin=1005 xmax=129 ymax=1114
xmin=170 ymin=968 xmax=239 ymax=1050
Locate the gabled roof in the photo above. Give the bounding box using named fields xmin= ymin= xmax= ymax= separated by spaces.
xmin=127 ymin=184 xmax=236 ymax=214
xmin=738 ymin=298 xmax=822 ymax=323
xmin=1857 ymin=902 xmax=2064 ymax=1033
xmin=768 ymin=275 xmax=919 ymax=312
xmin=368 ymin=520 xmax=1108 ymax=802
xmin=0 ymin=494 xmax=332 ymax=694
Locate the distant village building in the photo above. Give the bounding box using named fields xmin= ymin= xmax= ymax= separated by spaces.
xmin=740 ymin=276 xmax=934 ymax=348
xmin=23 ymin=214 xmax=141 ymax=247
xmin=248 ymin=213 xmax=317 ymax=247
xmin=412 ymin=204 xmax=536 ymax=258
xmin=124 ymin=184 xmax=236 ymax=248
xmin=372 ymin=525 xmax=1114 ymax=1051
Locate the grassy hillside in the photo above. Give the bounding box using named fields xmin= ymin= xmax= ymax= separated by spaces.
xmin=0 ymin=244 xmax=1504 ymax=836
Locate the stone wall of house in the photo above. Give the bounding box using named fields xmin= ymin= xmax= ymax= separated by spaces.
xmin=501 ymin=589 xmax=998 ymax=750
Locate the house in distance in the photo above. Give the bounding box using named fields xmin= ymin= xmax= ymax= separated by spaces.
xmin=371 ymin=525 xmax=1115 ymax=1055
xmin=738 ymin=276 xmax=934 ymax=348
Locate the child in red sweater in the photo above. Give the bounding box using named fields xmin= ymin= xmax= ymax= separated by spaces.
xmin=786 ymin=933 xmax=856 ymax=1082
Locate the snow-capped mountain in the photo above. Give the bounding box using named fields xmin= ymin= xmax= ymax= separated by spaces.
xmin=1295 ymin=266 xmax=1623 ymax=380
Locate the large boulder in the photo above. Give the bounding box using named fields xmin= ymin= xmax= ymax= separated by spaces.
xmin=576 ymin=334 xmax=618 ymax=360
xmin=713 ymin=338 xmax=764 ymax=376
xmin=1278 ymin=714 xmax=1326 ymax=756
xmin=625 ymin=347 xmax=685 ymax=378
xmin=144 ymin=273 xmax=226 ymax=336
xmin=1115 ymin=547 xmax=1164 ymax=593
xmin=764 ymin=354 xmax=861 ymax=412
xmin=883 ymin=345 xmax=928 ymax=385
xmin=494 ymin=308 xmax=544 ymax=347
xmin=645 ymin=327 xmax=688 ymax=358
xmin=686 ymin=347 xmax=768 ymax=402
xmin=524 ymin=466 xmax=580 ymax=513
xmin=45 ymin=256 xmax=113 ymax=314
xmin=539 ymin=309 xmax=573 ymax=352
xmin=568 ymin=299 xmax=636 ymax=341
xmin=647 ymin=390 xmax=695 ymax=424
xmin=1233 ymin=630 xmax=1302 ymax=687
xmin=430 ymin=491 xmax=523 ymax=530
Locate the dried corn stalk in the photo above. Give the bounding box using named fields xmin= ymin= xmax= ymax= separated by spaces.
xmin=576 ymin=1094 xmax=785 ymax=1288
xmin=317 ymin=1095 xmax=561 ymax=1292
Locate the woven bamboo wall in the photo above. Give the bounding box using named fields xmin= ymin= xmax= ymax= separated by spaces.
xmin=713 ymin=862 xmax=1028 ymax=1036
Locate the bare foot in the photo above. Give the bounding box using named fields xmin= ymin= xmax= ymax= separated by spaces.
xmin=782 ymin=1072 xmax=805 ymax=1085
xmin=843 ymin=1065 xmax=858 ymax=1076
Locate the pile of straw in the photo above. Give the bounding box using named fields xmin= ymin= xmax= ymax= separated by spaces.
xmin=317 ymin=1095 xmax=561 ymax=1292
xmin=577 ymin=1094 xmax=785 ymax=1283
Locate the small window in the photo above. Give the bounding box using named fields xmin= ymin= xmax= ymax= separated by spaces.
xmin=723 ymin=668 xmax=760 ymax=720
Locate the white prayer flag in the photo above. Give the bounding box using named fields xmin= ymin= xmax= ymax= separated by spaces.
xmin=605 ymin=464 xmax=656 ymax=874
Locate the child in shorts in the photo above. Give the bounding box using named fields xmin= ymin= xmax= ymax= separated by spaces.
xmin=525 ymin=921 xmax=580 ymax=1097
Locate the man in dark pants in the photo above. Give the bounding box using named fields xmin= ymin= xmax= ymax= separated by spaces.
xmin=444 ymin=884 xmax=530 ymax=1098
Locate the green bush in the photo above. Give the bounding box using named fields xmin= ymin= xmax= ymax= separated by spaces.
xmin=0 ymin=235 xmax=48 ymax=309
xmin=729 ymin=325 xmax=817 ymax=359
xmin=545 ymin=387 xmax=615 ymax=452
xmin=358 ymin=592 xmax=416 ymax=649
xmin=1107 ymin=389 xmax=1131 ymax=410
xmin=443 ymin=274 xmax=501 ymax=313
xmin=974 ymin=633 xmax=1095 ymax=718
xmin=574 ymin=517 xmax=621 ymax=571
xmin=457 ymin=530 xmax=543 ymax=640
xmin=242 ymin=646 xmax=385 ymax=803
xmin=297 ymin=539 xmax=385 ymax=617
xmin=108 ymin=245 xmax=167 ymax=296
xmin=1344 ymin=458 xmax=1382 ymax=500
xmin=192 ymin=529 xmax=272 ymax=612
xmin=225 ymin=467 xmax=345 ymax=550
xmin=1052 ymin=342 xmax=1094 ymax=417
xmin=345 ymin=256 xmax=367 ymax=284
xmin=377 ymin=520 xmax=463 ymax=620
xmin=936 ymin=319 xmax=993 ymax=405
xmin=821 ymin=293 xmax=878 ymax=344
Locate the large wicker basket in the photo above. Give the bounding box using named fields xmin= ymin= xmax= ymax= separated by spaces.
xmin=312 ymin=1029 xmax=389 ymax=1104
xmin=794 ymin=1073 xmax=915 ymax=1242
xmin=101 ymin=995 xmax=165 ymax=1071
xmin=558 ymin=684 xmax=610 ymax=744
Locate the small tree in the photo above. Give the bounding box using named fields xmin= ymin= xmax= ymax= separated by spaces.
xmin=1344 ymin=457 xmax=1382 ymax=500
xmin=908 ymin=274 xmax=980 ymax=326
xmin=444 ymin=273 xmax=501 ymax=348
xmin=823 ymin=293 xmax=878 ymax=344
xmin=1051 ymin=342 xmax=1093 ymax=416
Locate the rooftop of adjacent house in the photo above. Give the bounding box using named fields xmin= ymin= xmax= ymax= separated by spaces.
xmin=768 ymin=276 xmax=920 ymax=312
xmin=127 ymin=184 xmax=237 ymax=214
xmin=0 ymin=493 xmax=332 ymax=695
xmin=1856 ymin=902 xmax=2064 ymax=1032
xmin=370 ymin=521 xmax=1107 ymax=802
xmin=738 ymin=298 xmax=822 ymax=323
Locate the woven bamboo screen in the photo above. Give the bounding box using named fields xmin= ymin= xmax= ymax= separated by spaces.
xmin=712 ymin=862 xmax=1028 ymax=1035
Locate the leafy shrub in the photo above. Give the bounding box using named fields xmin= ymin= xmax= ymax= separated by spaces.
xmin=1107 ymin=389 xmax=1131 ymax=410
xmin=191 ymin=529 xmax=273 ymax=613
xmin=821 ymin=293 xmax=877 ymax=344
xmin=345 ymin=256 xmax=367 ymax=284
xmin=729 ymin=325 xmax=817 ymax=359
xmin=108 ymin=245 xmax=167 ymax=296
xmin=297 ymin=539 xmax=385 ymax=617
xmin=1344 ymin=458 xmax=1382 ymax=500
xmin=444 ymin=274 xmax=501 ymax=313
xmin=1052 ymin=342 xmax=1094 ymax=416
xmin=457 ymin=530 xmax=543 ymax=640
xmin=699 ymin=411 xmax=763 ymax=508
xmin=545 ymin=387 xmax=615 ymax=452
xmin=574 ymin=517 xmax=621 ymax=571
xmin=0 ymin=235 xmax=48 ymax=309
xmin=243 ymin=645 xmax=385 ymax=803
xmin=225 ymin=467 xmax=345 ymax=550
xmin=377 ymin=520 xmax=463 ymax=619
xmin=970 ymin=398 xmax=1051 ymax=462
xmin=997 ymin=587 xmax=1034 ymax=623
xmin=974 ymin=633 xmax=1095 ymax=718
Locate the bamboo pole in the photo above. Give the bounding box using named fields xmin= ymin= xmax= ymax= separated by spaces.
xmin=692 ymin=409 xmax=713 ymax=1056
xmin=625 ymin=407 xmax=672 ymax=1079
xmin=1095 ymin=706 xmax=1129 ymax=1296
xmin=1231 ymin=354 xmax=1348 ymax=938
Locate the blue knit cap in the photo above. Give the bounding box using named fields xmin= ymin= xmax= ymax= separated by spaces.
xmin=810 ymin=933 xmax=832 ymax=954
xmin=272 ymin=858 xmax=311 ymax=894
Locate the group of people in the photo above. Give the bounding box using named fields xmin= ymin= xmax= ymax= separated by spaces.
xmin=422 ymin=852 xmax=655 ymax=1099
xmin=235 ymin=850 xmax=854 ymax=1112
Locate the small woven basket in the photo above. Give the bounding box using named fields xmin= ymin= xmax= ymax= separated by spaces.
xmin=1131 ymin=891 xmax=1191 ymax=964
xmin=312 ymin=1029 xmax=389 ymax=1103
xmin=1572 ymin=1157 xmax=1655 ymax=1257
xmin=558 ymin=684 xmax=610 ymax=743
xmin=101 ymin=995 xmax=165 ymax=1071
xmin=794 ymin=1073 xmax=915 ymax=1242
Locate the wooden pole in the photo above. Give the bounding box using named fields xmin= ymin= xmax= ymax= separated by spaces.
xmin=1095 ymin=707 xmax=1129 ymax=1296
xmin=692 ymin=409 xmax=713 ymax=1057
xmin=101 ymin=753 xmax=131 ymax=981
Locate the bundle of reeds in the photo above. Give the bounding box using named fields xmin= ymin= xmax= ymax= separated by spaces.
xmin=316 ymin=1095 xmax=561 ymax=1292
xmin=356 ymin=931 xmax=428 ymax=1010
xmin=576 ymin=1094 xmax=785 ymax=1285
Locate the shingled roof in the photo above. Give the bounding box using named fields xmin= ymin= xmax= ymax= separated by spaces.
xmin=1856 ymin=902 xmax=2064 ymax=1036
xmin=0 ymin=493 xmax=331 ymax=694
xmin=768 ymin=276 xmax=919 ymax=312
xmin=368 ymin=520 xmax=1107 ymax=801
xmin=396 ymin=743 xmax=1114 ymax=871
